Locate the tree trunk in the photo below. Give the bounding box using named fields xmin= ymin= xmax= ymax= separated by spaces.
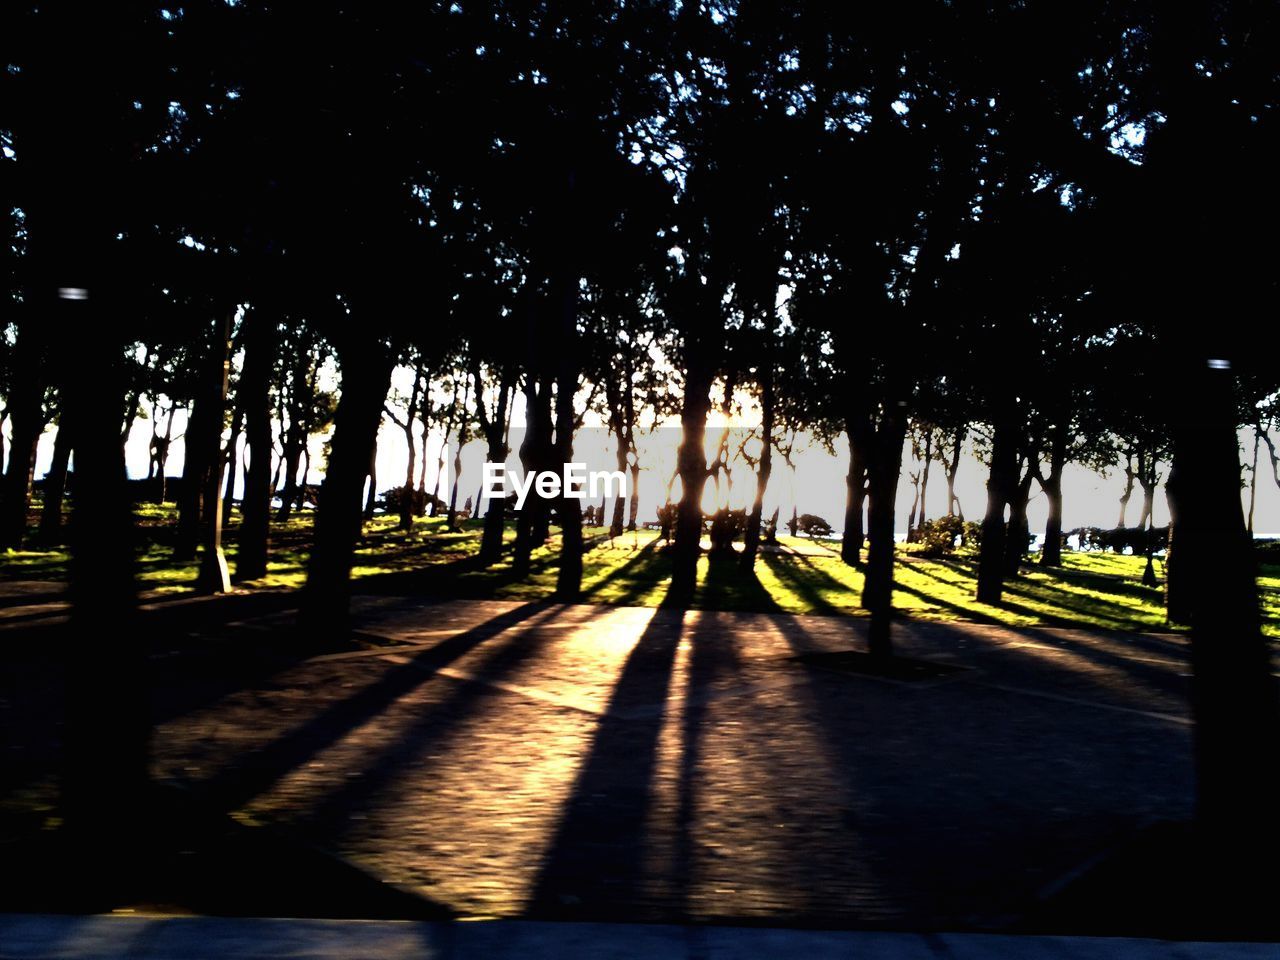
xmin=0 ymin=376 xmax=44 ymax=548
xmin=476 ymin=365 xmax=515 ymax=566
xmin=861 ymin=410 xmax=907 ymax=659
xmin=1246 ymin=426 xmax=1260 ymax=535
xmin=363 ymin=440 xmax=379 ymax=522
xmin=671 ymin=352 xmax=714 ymax=602
xmin=396 ymin=363 xmax=425 ymax=532
xmin=38 ymin=415 xmax=73 ymax=543
xmin=513 ymin=376 xmax=554 ymax=577
xmin=300 ymin=344 xmax=395 ymax=635
xmin=1039 ymin=423 xmax=1068 ymax=567
xmin=1116 ymin=455 xmax=1135 ymax=528
xmin=1004 ymin=464 xmax=1035 ymax=577
xmin=906 ymin=480 xmax=919 ymax=541
xmin=945 ymin=426 xmax=965 ymax=520
xmin=1165 ymin=361 xmax=1277 ymax=846
xmin=841 ymin=428 xmax=867 ymax=567
xmin=175 ymin=316 xmax=230 ymax=562
xmin=741 ymin=368 xmax=774 ymax=568
xmin=236 ymin=309 xmax=275 ymax=582
xmin=627 ymin=464 xmax=640 ymax=531
xmin=609 ymin=440 xmax=628 ymax=537
xmin=977 ymin=418 xmax=1017 ymax=604
xmin=276 ymin=430 xmax=303 ymax=523
xmin=918 ymin=430 xmax=933 ymax=531
xmin=447 ymin=440 xmax=464 ymax=531
xmin=554 ymin=287 xmax=585 ymax=601
xmin=196 ymin=312 xmax=233 ymax=594
xmin=1137 ymin=480 xmax=1156 ymax=532
xmin=62 ymin=296 xmax=146 ymax=855
xmin=221 ymin=404 xmax=244 ymax=522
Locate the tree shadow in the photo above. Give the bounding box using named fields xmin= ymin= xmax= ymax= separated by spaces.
xmin=759 ymin=552 xmax=847 ymax=616
xmin=699 ymin=552 xmax=782 ymax=613
xmin=525 ymin=593 xmax=688 ymax=920
xmin=191 ymin=600 xmax=552 ymax=810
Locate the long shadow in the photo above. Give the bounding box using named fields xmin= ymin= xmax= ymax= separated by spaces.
xmin=668 ymin=605 xmax=745 ymax=916
xmin=582 ymin=539 xmax=662 ymax=602
xmin=525 ymin=594 xmax=686 ymax=920
xmin=193 ymin=600 xmax=551 ymax=810
xmin=877 ymin=581 xmax=1193 ymax=703
xmin=295 ymin=602 xmax=621 ymax=835
xmin=759 ymin=553 xmax=846 ymax=616
xmin=700 ymin=552 xmax=782 ymax=613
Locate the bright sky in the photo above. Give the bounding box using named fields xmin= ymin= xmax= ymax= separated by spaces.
xmin=16 ymin=362 xmax=1280 ymax=538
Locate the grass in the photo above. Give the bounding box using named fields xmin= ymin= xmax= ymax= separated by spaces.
xmin=5 ymin=500 xmax=1279 ymax=639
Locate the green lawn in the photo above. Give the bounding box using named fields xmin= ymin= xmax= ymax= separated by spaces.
xmin=5 ymin=502 xmax=1279 ymax=638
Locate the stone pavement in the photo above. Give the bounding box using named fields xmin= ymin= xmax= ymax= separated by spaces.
xmin=128 ymin=594 xmax=1198 ymax=929
xmin=0 ymin=914 xmax=1275 ymax=959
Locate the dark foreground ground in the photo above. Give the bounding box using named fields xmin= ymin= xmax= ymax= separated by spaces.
xmin=0 ymin=581 xmax=1276 ymax=941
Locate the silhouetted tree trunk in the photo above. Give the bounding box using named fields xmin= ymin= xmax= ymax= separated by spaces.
xmin=741 ymin=367 xmax=774 ymax=568
xmin=906 ymin=472 xmax=920 ymax=541
xmin=388 ymin=361 xmax=424 ymax=532
xmin=627 ymin=463 xmax=641 ymax=532
xmin=38 ymin=414 xmax=73 ymax=543
xmin=118 ymin=346 xmax=152 ymax=458
xmin=0 ymin=333 xmax=45 ymax=548
xmin=236 ymin=309 xmax=275 ymax=582
xmin=554 ymin=274 xmax=584 ymax=599
xmin=1246 ymin=426 xmax=1260 ymax=535
xmin=149 ymin=404 xmax=177 ymax=503
xmin=363 ymin=441 xmax=379 ymax=521
xmin=196 ymin=312 xmax=233 ymax=593
xmin=841 ymin=428 xmax=867 ymax=567
xmin=605 ymin=363 xmax=630 ymax=538
xmin=62 ymin=301 xmax=146 ymax=854
xmin=860 ymin=408 xmax=907 ymax=659
xmin=1116 ymin=452 xmax=1135 ymax=528
xmin=300 ymin=343 xmax=395 ymax=635
xmin=276 ymin=431 xmax=303 ymax=523
xmin=447 ymin=439 xmax=465 ymax=531
xmin=1039 ymin=422 xmax=1068 ymax=567
xmin=944 ymin=426 xmax=965 ymax=520
xmin=175 ymin=315 xmax=232 ymax=563
xmin=1004 ymin=461 xmax=1035 ymax=576
xmin=221 ymin=403 xmax=244 ymax=521
xmin=475 ymin=363 xmax=516 ymax=566
xmin=1165 ymin=361 xmax=1277 ymax=846
xmin=671 ymin=339 xmax=714 ymax=602
xmin=917 ymin=429 xmax=933 ymax=532
xmin=1136 ymin=446 xmax=1159 ymax=531
xmin=977 ymin=418 xmax=1018 ymax=604
xmin=27 ymin=16 xmax=148 ymax=847
xmin=513 ymin=375 xmax=554 ymax=577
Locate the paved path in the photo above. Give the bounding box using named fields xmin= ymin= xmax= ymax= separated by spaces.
xmin=0 ymin=914 xmax=1274 ymax=959
xmin=128 ymin=594 xmax=1197 ymax=929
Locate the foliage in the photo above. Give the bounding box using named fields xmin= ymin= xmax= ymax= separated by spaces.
xmin=795 ymin=513 xmax=833 ymax=539
xmin=914 ymin=515 xmax=966 ymax=558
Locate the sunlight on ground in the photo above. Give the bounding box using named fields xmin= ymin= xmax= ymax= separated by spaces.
xmin=6 ymin=502 xmax=1279 ymax=638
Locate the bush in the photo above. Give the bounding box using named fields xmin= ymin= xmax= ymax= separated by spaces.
xmin=915 ymin=515 xmax=965 ymax=557
xmin=709 ymin=507 xmax=747 ymax=554
xmin=381 ymin=485 xmax=433 ymax=517
xmin=796 ymin=513 xmax=833 ymax=539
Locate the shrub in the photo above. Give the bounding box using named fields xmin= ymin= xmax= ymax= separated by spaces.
xmin=709 ymin=507 xmax=747 ymax=553
xmin=796 ymin=513 xmax=833 ymax=539
xmin=916 ymin=515 xmax=965 ymax=557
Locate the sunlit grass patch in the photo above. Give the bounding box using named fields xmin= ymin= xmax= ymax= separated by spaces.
xmin=4 ymin=502 xmax=1278 ymax=639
